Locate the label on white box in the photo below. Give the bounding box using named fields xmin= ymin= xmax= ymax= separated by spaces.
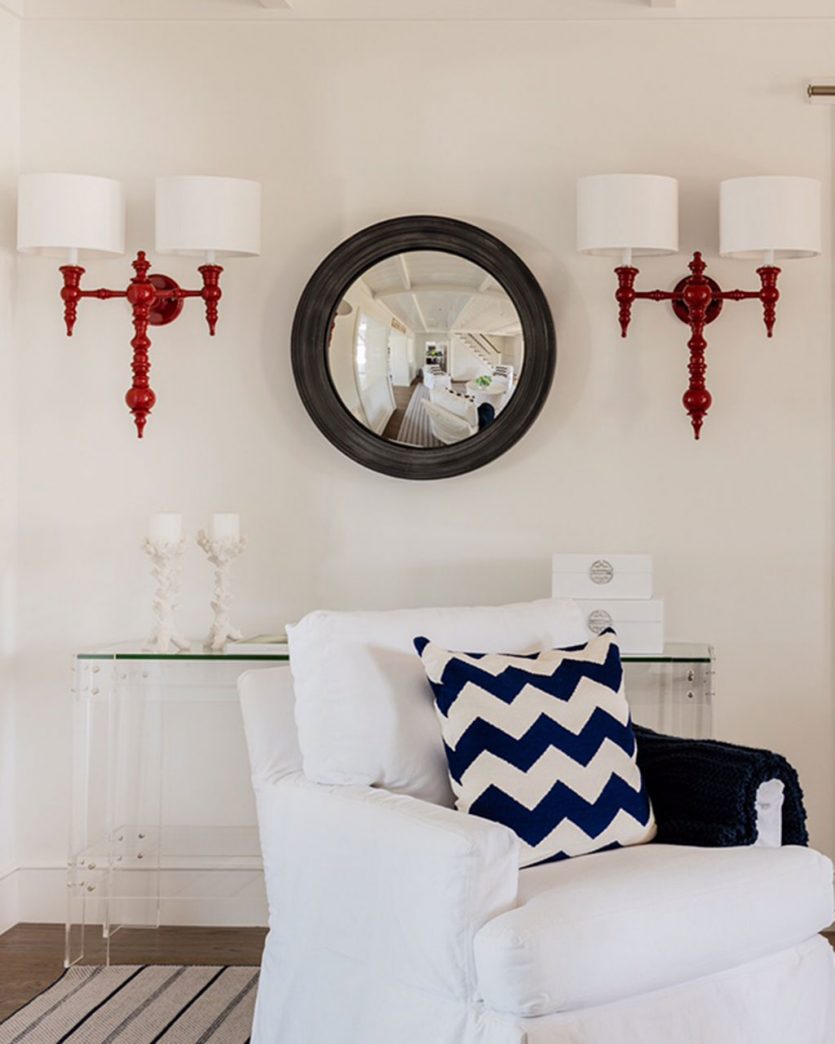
xmin=575 ymin=598 xmax=664 ymax=655
xmin=552 ymin=554 xmax=653 ymax=600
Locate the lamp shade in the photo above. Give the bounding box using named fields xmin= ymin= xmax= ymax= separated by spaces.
xmin=577 ymin=174 xmax=678 ymax=257
xmin=720 ymin=176 xmax=821 ymax=260
xmin=155 ymin=176 xmax=261 ymax=258
xmin=17 ymin=173 xmax=125 ymax=258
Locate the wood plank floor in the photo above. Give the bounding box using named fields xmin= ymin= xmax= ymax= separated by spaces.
xmin=381 ymin=378 xmax=421 ymax=441
xmin=0 ymin=923 xmax=267 ymax=1022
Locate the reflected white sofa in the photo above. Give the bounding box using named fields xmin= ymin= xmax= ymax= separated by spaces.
xmin=493 ymin=363 xmax=515 ymax=393
xmin=240 ymin=649 xmax=835 ymax=1044
xmin=422 ymin=364 xmax=452 ymax=390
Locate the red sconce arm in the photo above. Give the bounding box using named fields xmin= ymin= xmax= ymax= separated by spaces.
xmin=615 ymin=265 xmax=687 ymax=336
xmin=59 ymin=265 xmax=84 ymax=336
xmin=756 ymin=266 xmax=780 ymax=337
xmin=710 ymin=266 xmax=781 ymax=336
xmin=612 ymin=252 xmax=783 ymax=440
xmin=198 ymin=264 xmax=223 ymax=335
xmin=614 ymin=265 xmax=638 ymax=337
xmin=152 ymin=265 xmax=224 ymax=335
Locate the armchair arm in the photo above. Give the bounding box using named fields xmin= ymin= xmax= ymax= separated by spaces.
xmin=634 ymin=725 xmax=808 ymax=848
xmin=254 ymin=773 xmax=519 ymax=1001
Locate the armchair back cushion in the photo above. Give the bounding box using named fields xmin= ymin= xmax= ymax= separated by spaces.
xmin=239 ymin=667 xmax=301 ymax=785
xmin=287 ymin=599 xmax=588 ymax=805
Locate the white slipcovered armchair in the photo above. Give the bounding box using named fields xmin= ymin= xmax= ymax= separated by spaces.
xmin=422 ymin=364 xmax=452 ymax=390
xmin=239 ymin=603 xmax=835 ymax=1044
xmin=423 ymin=399 xmax=479 ymax=444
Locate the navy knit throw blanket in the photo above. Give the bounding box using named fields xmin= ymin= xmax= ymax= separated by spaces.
xmin=633 ymin=726 xmax=809 ymax=848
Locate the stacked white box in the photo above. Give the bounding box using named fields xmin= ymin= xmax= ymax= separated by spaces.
xmin=552 ymin=554 xmax=664 ymax=654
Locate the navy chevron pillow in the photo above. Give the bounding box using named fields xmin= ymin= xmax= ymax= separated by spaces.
xmin=414 ymin=629 xmax=656 ymax=867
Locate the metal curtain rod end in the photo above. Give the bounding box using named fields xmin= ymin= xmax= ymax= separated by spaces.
xmin=806 ymin=83 xmax=835 ymax=102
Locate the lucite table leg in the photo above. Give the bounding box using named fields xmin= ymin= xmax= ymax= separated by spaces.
xmin=103 ymin=663 xmax=165 ymax=960
xmin=66 ymin=656 xmax=112 ymax=967
xmin=66 ymin=657 xmax=94 ymax=968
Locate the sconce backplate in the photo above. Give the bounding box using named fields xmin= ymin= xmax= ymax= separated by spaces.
xmin=671 ymin=274 xmax=723 ymax=326
xmin=148 ymin=274 xmax=185 ymax=327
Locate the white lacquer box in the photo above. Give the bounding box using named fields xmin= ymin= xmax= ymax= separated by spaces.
xmin=575 ymin=598 xmax=665 ymax=655
xmin=552 ymin=553 xmax=653 ymax=601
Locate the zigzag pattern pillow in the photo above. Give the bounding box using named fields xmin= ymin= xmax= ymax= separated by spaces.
xmin=414 ymin=630 xmax=656 ymax=867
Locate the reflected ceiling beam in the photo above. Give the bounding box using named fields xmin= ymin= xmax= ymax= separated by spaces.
xmin=411 ymin=296 xmax=429 ymax=334
xmin=398 ymin=255 xmax=412 ymax=291
xmin=409 ymin=293 xmax=425 ymax=331
xmin=648 ymin=0 xmax=678 ymax=6
xmin=396 ymin=255 xmax=427 ymax=332
xmin=478 ymin=274 xmax=495 ymax=293
xmin=259 ymin=0 xmax=294 ymax=7
xmin=448 ymin=292 xmax=478 ymax=333
xmin=373 ymin=285 xmax=507 ymax=301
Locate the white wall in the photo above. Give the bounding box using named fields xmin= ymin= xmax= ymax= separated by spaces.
xmin=500 ymin=334 xmax=524 ymax=374
xmin=0 ymin=8 xmax=19 ymax=933
xmin=10 ymin=17 xmax=835 ymax=890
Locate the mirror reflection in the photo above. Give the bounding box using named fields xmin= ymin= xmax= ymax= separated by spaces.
xmin=328 ymin=251 xmax=525 ymax=448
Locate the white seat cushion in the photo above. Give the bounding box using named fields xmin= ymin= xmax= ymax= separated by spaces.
xmin=287 ymin=599 xmax=588 ymax=805
xmin=473 ymin=842 xmax=834 ymax=1016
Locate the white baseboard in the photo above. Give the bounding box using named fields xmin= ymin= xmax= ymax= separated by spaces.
xmin=14 ymin=865 xmax=268 ymax=928
xmin=0 ymin=867 xmax=19 ymax=934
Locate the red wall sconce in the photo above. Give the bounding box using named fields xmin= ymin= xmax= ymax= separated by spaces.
xmin=577 ymin=174 xmax=821 ymax=439
xmin=17 ymin=173 xmax=261 ymax=438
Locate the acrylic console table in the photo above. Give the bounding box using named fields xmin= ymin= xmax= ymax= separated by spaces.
xmin=66 ymin=641 xmax=289 ymax=967
xmin=66 ymin=640 xmax=712 ymax=966
xmin=623 ymin=643 xmax=714 ymax=739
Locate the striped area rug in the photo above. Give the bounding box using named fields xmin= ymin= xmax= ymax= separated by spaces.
xmin=0 ymin=965 xmax=257 ymax=1043
xmin=396 ymin=384 xmax=441 ymax=448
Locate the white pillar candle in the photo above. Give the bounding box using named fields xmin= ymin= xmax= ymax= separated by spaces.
xmin=209 ymin=513 xmax=240 ymax=542
xmin=149 ymin=513 xmax=182 ymax=544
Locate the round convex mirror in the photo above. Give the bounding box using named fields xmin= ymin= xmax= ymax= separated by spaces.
xmin=292 ymin=217 xmax=556 ymax=480
xmin=328 ymin=251 xmax=525 ymax=450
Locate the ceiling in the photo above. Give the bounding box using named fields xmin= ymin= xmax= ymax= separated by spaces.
xmin=356 ymin=252 xmax=521 ymax=338
xmin=8 ymin=0 xmax=835 ymax=20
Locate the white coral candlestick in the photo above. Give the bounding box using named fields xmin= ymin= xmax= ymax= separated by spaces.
xmin=142 ymin=537 xmax=190 ymax=653
xmin=197 ymin=530 xmax=246 ymax=652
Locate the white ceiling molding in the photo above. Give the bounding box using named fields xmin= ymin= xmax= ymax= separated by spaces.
xmin=19 ymin=0 xmax=835 ymax=20
xmin=373 ymin=285 xmax=508 ymax=302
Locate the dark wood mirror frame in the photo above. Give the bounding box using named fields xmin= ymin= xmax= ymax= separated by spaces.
xmin=291 ymin=215 xmax=556 ymax=480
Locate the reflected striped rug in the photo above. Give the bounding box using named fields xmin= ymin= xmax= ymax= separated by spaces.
xmin=396 ymin=384 xmax=441 ymax=448
xmin=0 ymin=965 xmax=258 ymax=1043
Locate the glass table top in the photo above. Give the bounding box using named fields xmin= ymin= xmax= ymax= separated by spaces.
xmin=77 ymin=640 xmax=290 ymax=662
xmin=623 ymin=643 xmax=712 ymax=663
xmin=77 ymin=641 xmax=710 ymax=664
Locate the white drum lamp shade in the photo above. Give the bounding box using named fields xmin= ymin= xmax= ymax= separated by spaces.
xmin=577 ymin=174 xmax=679 ymax=257
xmin=155 ymin=176 xmax=261 ymax=258
xmin=720 ymin=176 xmax=821 ymax=260
xmin=17 ymin=173 xmax=126 ymax=258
